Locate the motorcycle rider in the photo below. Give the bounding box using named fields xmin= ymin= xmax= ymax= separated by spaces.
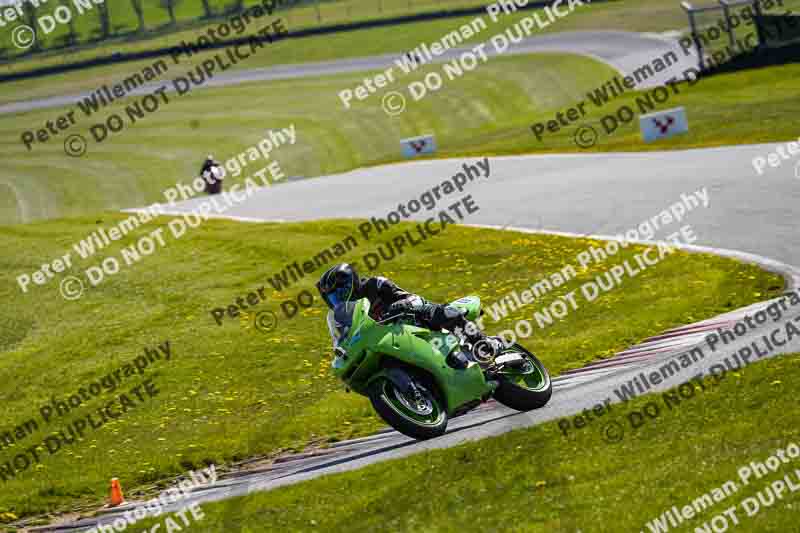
xmin=316 ymin=263 xmax=505 ymax=359
xmin=200 ymin=155 xmax=223 ymax=194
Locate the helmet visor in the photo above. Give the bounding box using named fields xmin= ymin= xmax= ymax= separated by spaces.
xmin=322 ymin=285 xmax=352 ymax=309
xmin=325 ymin=292 xmax=341 ymax=308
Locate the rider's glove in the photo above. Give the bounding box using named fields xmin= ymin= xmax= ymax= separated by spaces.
xmin=385 ymin=296 xmax=424 ymax=318
xmin=386 ymin=300 xmax=412 ymax=317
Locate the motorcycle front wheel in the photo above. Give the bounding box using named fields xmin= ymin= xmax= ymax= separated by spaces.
xmin=368 ymin=376 xmax=448 ymax=440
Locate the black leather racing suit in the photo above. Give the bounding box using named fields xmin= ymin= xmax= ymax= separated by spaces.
xmin=354 ymin=276 xmax=482 ymax=341
xmin=200 ymin=160 xmax=222 ymax=194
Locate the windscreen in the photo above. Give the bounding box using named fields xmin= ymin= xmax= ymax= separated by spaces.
xmin=326 ymin=301 xmax=356 ymax=345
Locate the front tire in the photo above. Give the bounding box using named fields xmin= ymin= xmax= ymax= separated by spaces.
xmin=368 ymin=376 xmax=448 ymax=440
xmin=493 ymin=345 xmax=552 ymax=411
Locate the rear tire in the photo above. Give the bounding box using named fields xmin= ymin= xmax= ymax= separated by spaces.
xmin=493 ymin=345 xmax=552 ymax=412
xmin=368 ymin=375 xmax=448 ymax=440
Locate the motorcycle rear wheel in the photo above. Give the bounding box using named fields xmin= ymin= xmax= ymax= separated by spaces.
xmin=493 ymin=344 xmax=552 ymax=411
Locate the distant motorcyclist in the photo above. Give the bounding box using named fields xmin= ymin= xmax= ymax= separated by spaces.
xmin=316 ymin=263 xmax=505 ymax=359
xmin=200 ymin=155 xmax=224 ymax=195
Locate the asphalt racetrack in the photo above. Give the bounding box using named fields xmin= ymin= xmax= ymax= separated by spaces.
xmin=167 ymin=145 xmax=800 ymax=267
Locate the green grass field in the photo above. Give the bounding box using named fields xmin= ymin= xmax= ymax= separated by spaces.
xmin=2 ymin=52 xmax=800 ymax=226
xmin=138 ymin=352 xmax=800 ymax=533
xmin=0 ymin=217 xmax=783 ymax=522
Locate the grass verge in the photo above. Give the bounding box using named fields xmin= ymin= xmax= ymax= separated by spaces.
xmin=460 ymin=60 xmax=800 ymax=156
xmin=0 ymin=216 xmax=783 ymax=521
xmin=135 ymin=352 xmax=800 ymax=533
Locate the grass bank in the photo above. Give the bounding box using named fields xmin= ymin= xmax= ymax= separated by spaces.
xmin=0 ymin=216 xmax=783 ymax=521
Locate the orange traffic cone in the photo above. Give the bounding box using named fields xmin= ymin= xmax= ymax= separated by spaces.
xmin=109 ymin=478 xmax=125 ymax=507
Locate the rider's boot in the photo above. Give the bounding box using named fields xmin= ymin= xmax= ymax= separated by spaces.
xmin=469 ymin=334 xmax=506 ymax=365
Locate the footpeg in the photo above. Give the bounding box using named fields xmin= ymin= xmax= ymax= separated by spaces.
xmin=472 ymin=338 xmax=503 ymax=364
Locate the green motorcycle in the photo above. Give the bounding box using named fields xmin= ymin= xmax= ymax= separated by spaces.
xmin=327 ymin=295 xmax=552 ymax=440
